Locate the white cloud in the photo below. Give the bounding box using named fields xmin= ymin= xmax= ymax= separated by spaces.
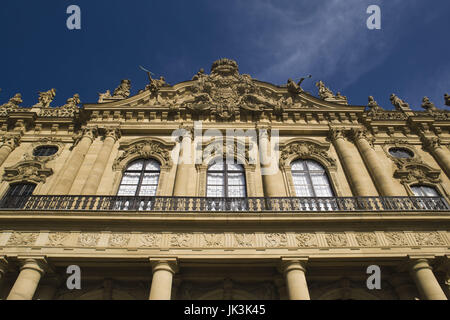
xmin=231 ymin=0 xmax=425 ymax=89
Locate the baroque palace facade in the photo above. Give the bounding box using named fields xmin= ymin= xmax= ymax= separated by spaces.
xmin=0 ymin=58 xmax=449 ymax=300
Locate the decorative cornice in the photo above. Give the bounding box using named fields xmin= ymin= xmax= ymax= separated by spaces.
xmin=280 ymin=139 xmax=336 ymax=169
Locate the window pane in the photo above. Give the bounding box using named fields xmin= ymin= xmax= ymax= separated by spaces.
xmin=142 ymin=173 xmax=159 ymax=185
xmin=207 ymin=172 xmax=224 ymax=185
xmin=207 ymin=185 xmax=225 ymax=197
xmin=412 ymin=185 xmax=439 ymax=197
xmin=292 ymin=172 xmax=309 ymax=186
xmin=228 ymin=185 xmax=246 ymax=197
xmin=121 ymin=173 xmax=140 ymax=185
xmin=307 ymin=160 xmax=324 ymax=171
xmin=209 ymin=162 xmax=224 ymax=171
xmin=138 ymin=185 xmax=157 ymax=196
xmin=145 ymin=159 xmax=160 ymax=171
xmin=227 ymin=163 xmax=244 ymax=171
xmin=294 ymin=185 xmax=314 ymax=197
xmin=117 ymin=185 xmax=138 ymax=196
xmin=228 ymin=173 xmax=245 ymax=186
xmin=291 ymin=161 xmax=305 ymax=171
xmin=127 ymin=160 xmax=144 ymax=171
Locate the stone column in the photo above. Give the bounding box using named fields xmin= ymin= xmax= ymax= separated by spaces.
xmin=35 ymin=275 xmax=61 ymax=300
xmin=51 ymin=127 xmax=97 ymax=195
xmin=149 ymin=259 xmax=178 ymax=300
xmin=389 ymin=273 xmax=418 ymax=300
xmin=0 ymin=135 xmax=20 ymax=167
xmin=0 ymin=256 xmax=8 ymax=284
xmin=260 ymin=128 xmax=287 ymax=197
xmin=422 ymin=137 xmax=450 ymax=179
xmin=280 ymin=258 xmax=310 ymax=300
xmin=351 ymin=129 xmax=397 ymax=196
xmin=173 ymin=128 xmax=195 ymax=196
xmin=81 ymin=128 xmax=120 ymax=195
xmin=7 ymin=258 xmax=47 ymax=300
xmin=329 ymin=129 xmax=372 ymax=196
xmin=409 ymin=258 xmax=447 ymax=300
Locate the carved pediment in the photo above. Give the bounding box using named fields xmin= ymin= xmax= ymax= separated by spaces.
xmin=113 ymin=138 xmax=175 ymax=170
xmin=279 ymin=139 xmax=336 ymax=169
xmin=393 ymin=163 xmax=441 ymax=184
xmin=199 ymin=137 xmax=255 ymax=166
xmin=3 ymin=160 xmax=53 ymax=184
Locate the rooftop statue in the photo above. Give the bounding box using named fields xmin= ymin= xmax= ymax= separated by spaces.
xmin=315 ymin=81 xmax=348 ymax=105
xmin=192 ymin=68 xmax=206 ymax=81
xmin=421 ymin=96 xmax=438 ymax=113
xmin=1 ymin=93 xmax=23 ymax=111
xmin=113 ymin=80 xmax=131 ymax=98
xmin=64 ymin=94 xmax=81 ymax=108
xmin=367 ymin=96 xmax=383 ymax=113
xmin=445 ymin=93 xmax=450 ymax=106
xmin=98 ymin=90 xmax=111 ymax=103
xmin=287 ymin=75 xmax=311 ymax=95
xmin=35 ymin=88 xmax=56 ymax=108
xmin=390 ymin=94 xmax=411 ymax=111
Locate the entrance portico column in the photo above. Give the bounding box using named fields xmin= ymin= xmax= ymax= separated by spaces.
xmin=0 ymin=256 xmax=8 ymax=284
xmin=0 ymin=135 xmax=20 ymax=167
xmin=409 ymin=258 xmax=447 ymax=300
xmin=149 ymin=258 xmax=178 ymax=300
xmin=280 ymin=258 xmax=310 ymax=300
xmin=7 ymin=257 xmax=48 ymax=300
xmin=422 ymin=137 xmax=450 ymax=179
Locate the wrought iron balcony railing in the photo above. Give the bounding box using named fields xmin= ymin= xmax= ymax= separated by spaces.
xmin=0 ymin=195 xmax=448 ymax=213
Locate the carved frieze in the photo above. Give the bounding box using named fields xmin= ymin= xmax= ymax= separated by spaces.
xmin=414 ymin=232 xmax=445 ymax=246
xmin=201 ymin=233 xmax=225 ymax=247
xmin=170 ymin=233 xmax=193 ymax=248
xmin=385 ymin=232 xmax=409 ymax=246
xmin=355 ymin=233 xmax=378 ymax=247
xmin=48 ymin=232 xmax=69 ymax=247
xmin=139 ymin=233 xmax=162 ymax=248
xmin=234 ymin=233 xmax=255 ymax=248
xmin=295 ymin=233 xmax=318 ymax=247
xmin=108 ymin=233 xmax=131 ymax=247
xmin=7 ymin=232 xmax=39 ymax=246
xmin=78 ymin=233 xmax=100 ymax=247
xmin=264 ymin=233 xmax=288 ymax=248
xmin=325 ymin=233 xmax=348 ymax=247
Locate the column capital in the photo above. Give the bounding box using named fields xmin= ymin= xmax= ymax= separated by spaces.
xmin=0 ymin=134 xmax=21 ymax=150
xmin=73 ymin=126 xmax=98 ymax=145
xmin=104 ymin=127 xmax=121 ymax=142
xmin=421 ymin=136 xmax=445 ymax=153
xmin=17 ymin=256 xmax=49 ymax=276
xmin=408 ymin=257 xmax=434 ymax=274
xmin=349 ymin=128 xmax=375 ymax=146
xmin=328 ymin=127 xmax=346 ymax=142
xmin=279 ymin=257 xmax=309 ymax=274
xmin=149 ymin=258 xmax=179 ymax=275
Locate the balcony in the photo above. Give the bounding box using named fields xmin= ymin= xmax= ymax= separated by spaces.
xmin=0 ymin=195 xmax=448 ymax=213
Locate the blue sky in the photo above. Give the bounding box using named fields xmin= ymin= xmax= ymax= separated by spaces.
xmin=0 ymin=0 xmax=449 ymax=110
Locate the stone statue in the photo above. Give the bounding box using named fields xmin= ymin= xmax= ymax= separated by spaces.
xmin=113 ymin=80 xmax=131 ymax=98
xmin=390 ymin=94 xmax=411 ymax=111
xmin=36 ymin=88 xmax=56 ymax=108
xmin=192 ymin=68 xmax=205 ymax=80
xmin=64 ymin=94 xmax=81 ymax=108
xmin=421 ymin=96 xmax=438 ymax=113
xmin=316 ymin=81 xmax=335 ymax=100
xmin=367 ymin=96 xmax=383 ymax=112
xmin=1 ymin=93 xmax=23 ymax=111
xmin=98 ymin=90 xmax=111 ymax=103
xmin=287 ymin=75 xmax=311 ymax=95
xmin=445 ymin=93 xmax=450 ymax=106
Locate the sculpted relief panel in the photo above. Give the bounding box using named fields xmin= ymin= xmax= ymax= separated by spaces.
xmin=1 ymin=231 xmax=448 ymax=251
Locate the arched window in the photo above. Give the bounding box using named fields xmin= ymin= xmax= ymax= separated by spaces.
xmin=291 ymin=159 xmax=334 ymax=197
xmin=411 ymin=185 xmax=440 ymax=197
xmin=117 ymin=159 xmax=161 ymax=196
xmin=207 ymin=160 xmax=246 ymax=198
